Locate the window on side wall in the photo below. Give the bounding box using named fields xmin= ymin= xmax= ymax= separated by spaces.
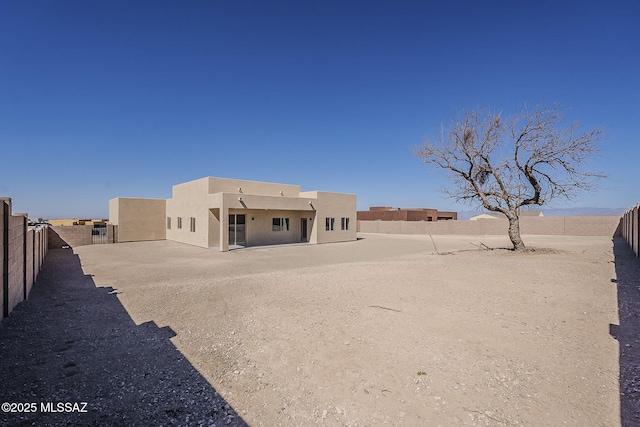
xmin=341 ymin=217 xmax=350 ymax=230
xmin=167 ymin=217 xmax=171 ymax=230
xmin=325 ymin=217 xmax=335 ymax=231
xmin=272 ymin=217 xmax=289 ymax=231
xmin=190 ymin=217 xmax=196 ymax=232
xmin=177 ymin=217 xmax=182 ymax=229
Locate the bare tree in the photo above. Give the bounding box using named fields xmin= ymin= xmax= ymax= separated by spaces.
xmin=415 ymin=103 xmax=605 ymax=251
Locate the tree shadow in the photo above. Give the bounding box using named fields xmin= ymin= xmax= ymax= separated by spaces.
xmin=610 ymin=237 xmax=640 ymax=426
xmin=0 ymin=248 xmax=247 ymax=426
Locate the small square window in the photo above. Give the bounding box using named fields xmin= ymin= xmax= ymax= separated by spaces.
xmin=272 ymin=217 xmax=289 ymax=231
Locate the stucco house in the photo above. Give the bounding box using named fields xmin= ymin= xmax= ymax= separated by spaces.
xmin=109 ymin=177 xmax=356 ymax=251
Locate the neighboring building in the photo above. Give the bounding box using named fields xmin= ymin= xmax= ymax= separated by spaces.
xmin=357 ymin=206 xmax=457 ymax=222
xmin=48 ymin=218 xmax=109 ymax=226
xmin=468 ymin=213 xmax=500 ymax=220
xmin=469 ymin=210 xmax=544 ymax=220
xmin=109 ymin=177 xmax=357 ymax=251
xmin=519 ymin=210 xmax=544 ymax=217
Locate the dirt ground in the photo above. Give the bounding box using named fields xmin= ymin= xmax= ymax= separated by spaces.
xmin=2 ymin=233 xmax=637 ymax=426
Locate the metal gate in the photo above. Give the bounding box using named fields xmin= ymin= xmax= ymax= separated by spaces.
xmin=91 ymin=224 xmax=108 ymax=244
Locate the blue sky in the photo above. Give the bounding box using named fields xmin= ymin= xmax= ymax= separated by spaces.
xmin=1 ymin=1 xmax=638 ymax=218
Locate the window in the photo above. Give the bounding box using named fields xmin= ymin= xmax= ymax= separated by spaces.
xmin=325 ymin=217 xmax=335 ymax=231
xmin=272 ymin=217 xmax=289 ymax=231
xmin=177 ymin=217 xmax=182 ymax=229
xmin=190 ymin=217 xmax=196 ymax=232
xmin=341 ymin=217 xmax=350 ymax=230
xmin=166 ymin=217 xmax=171 ymax=230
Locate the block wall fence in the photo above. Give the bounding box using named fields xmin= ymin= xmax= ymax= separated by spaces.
xmin=621 ymin=203 xmax=640 ymax=257
xmin=357 ymin=216 xmax=622 ymax=238
xmin=1 ymin=198 xmax=48 ymax=318
xmin=47 ymin=225 xmax=117 ymax=249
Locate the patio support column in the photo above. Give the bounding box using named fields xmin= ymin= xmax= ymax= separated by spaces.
xmin=220 ymin=204 xmax=229 ymax=252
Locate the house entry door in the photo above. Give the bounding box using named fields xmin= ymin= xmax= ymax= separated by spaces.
xmin=300 ymin=218 xmax=308 ymax=242
xmin=229 ymin=214 xmax=246 ymax=246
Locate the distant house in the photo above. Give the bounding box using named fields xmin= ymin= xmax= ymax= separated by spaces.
xmin=468 ymin=213 xmax=500 ymax=221
xmin=110 ymin=176 xmax=357 ymax=251
xmin=357 ymin=206 xmax=457 ymax=222
xmin=469 ymin=210 xmax=544 ymax=220
xmin=48 ymin=218 xmax=109 ymax=226
xmin=519 ymin=210 xmax=544 ymax=217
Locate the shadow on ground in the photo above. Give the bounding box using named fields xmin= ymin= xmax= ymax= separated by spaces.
xmin=610 ymin=237 xmax=640 ymax=427
xmin=0 ymin=248 xmax=247 ymax=426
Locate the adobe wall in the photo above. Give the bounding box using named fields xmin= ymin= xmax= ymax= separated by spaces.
xmin=358 ymin=216 xmax=621 ymax=237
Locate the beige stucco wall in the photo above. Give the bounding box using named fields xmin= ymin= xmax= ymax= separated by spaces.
xmin=170 ymin=177 xmax=302 ymax=200
xmin=208 ymin=177 xmax=301 ymax=197
xmin=301 ymin=191 xmax=357 ymax=244
xmin=227 ymin=209 xmax=316 ymax=247
xmin=109 ymin=198 xmax=166 ymax=242
xmin=109 ymin=198 xmax=119 ymax=225
xmin=166 ymin=179 xmax=212 ymax=248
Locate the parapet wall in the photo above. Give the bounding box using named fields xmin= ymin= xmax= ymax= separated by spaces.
xmin=1 ymin=198 xmax=48 ymax=318
xmin=358 ymin=216 xmax=621 ymax=237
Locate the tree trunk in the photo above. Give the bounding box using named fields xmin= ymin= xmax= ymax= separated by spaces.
xmin=507 ymin=215 xmax=526 ymax=251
